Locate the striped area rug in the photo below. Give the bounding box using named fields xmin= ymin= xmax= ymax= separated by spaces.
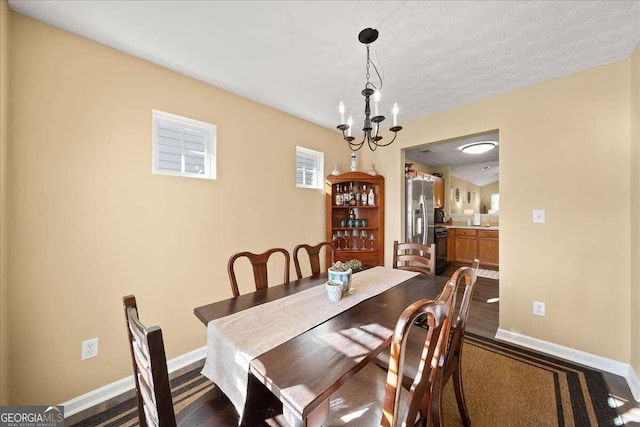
xmin=69 ymin=369 xmax=215 ymax=427
xmin=70 ymin=334 xmax=619 ymax=426
xmin=442 ymin=333 xmax=620 ymax=426
xmin=477 ymin=268 xmax=499 ymax=279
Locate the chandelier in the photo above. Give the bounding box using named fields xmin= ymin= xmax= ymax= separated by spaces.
xmin=337 ymin=28 xmax=403 ymax=151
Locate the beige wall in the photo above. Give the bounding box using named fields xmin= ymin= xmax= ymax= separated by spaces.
xmin=0 ymin=0 xmax=10 ymax=405
xmin=362 ymin=58 xmax=634 ymax=364
xmin=631 ymin=44 xmax=639 ymax=381
xmin=480 ymin=181 xmax=499 ymax=213
xmin=449 ymin=175 xmax=482 ymax=214
xmin=7 ymin=13 xmax=347 ymax=404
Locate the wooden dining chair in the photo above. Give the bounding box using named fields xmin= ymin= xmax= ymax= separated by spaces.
xmin=227 ymin=247 xmax=290 ymax=297
xmin=376 ymin=260 xmax=480 ymax=426
xmin=393 ymin=240 xmax=436 ymax=275
xmin=293 ymin=241 xmax=335 ymax=280
xmin=325 ymin=281 xmax=456 ymax=426
xmin=123 ymin=295 xmax=284 ymax=426
xmin=429 ymin=259 xmax=479 ymax=427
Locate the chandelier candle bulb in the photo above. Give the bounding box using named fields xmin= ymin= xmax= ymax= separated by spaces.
xmin=339 ymin=101 xmax=345 ymax=124
xmin=374 ymin=90 xmax=380 ymax=116
xmin=347 ymin=116 xmax=353 ymax=137
xmin=392 ymin=102 xmax=399 ymax=127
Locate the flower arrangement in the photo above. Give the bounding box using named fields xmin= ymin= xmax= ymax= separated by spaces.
xmin=331 ymin=259 xmax=363 ymax=272
xmin=329 ymin=260 xmax=361 ymax=295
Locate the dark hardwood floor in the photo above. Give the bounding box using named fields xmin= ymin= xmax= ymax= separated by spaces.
xmin=69 ymin=265 xmax=640 ymax=426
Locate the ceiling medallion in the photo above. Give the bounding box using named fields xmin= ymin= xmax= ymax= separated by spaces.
xmin=336 ymin=28 xmax=403 ymax=151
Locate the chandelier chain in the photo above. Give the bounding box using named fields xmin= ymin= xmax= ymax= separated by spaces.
xmin=366 ymin=45 xmax=370 ymax=84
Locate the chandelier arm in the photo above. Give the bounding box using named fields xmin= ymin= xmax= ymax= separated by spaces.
xmin=374 ymin=129 xmax=402 ymax=147
xmin=348 ymin=135 xmax=365 ymax=151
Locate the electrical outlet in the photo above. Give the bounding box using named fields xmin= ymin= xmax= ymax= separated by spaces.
xmin=81 ymin=338 xmax=99 ymax=360
xmin=533 ymin=301 xmax=546 ymax=317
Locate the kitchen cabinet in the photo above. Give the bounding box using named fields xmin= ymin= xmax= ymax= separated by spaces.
xmin=433 ymin=176 xmax=444 ymax=209
xmin=326 ymin=172 xmax=385 ymax=266
xmin=454 ymin=229 xmax=477 ymax=263
xmin=477 ymin=230 xmax=499 ymax=268
xmin=448 ymin=228 xmax=499 ymax=268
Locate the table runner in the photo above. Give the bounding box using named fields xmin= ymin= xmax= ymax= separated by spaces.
xmin=200 ymin=266 xmax=419 ymax=418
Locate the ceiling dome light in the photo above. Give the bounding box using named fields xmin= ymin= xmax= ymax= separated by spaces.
xmin=459 ymin=141 xmax=497 ymax=154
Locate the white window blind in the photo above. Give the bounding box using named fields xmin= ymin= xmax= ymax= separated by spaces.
xmin=296 ymin=146 xmax=324 ymax=189
xmin=152 ymin=110 xmax=216 ymax=180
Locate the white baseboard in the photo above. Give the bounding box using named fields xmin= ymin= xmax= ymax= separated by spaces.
xmin=495 ymin=328 xmax=640 ymax=402
xmin=60 ymin=346 xmax=207 ymax=418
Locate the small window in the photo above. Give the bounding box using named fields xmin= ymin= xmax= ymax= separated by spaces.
xmin=296 ymin=146 xmax=324 ymax=189
xmin=152 ymin=110 xmax=216 ymax=180
xmin=491 ymin=193 xmax=500 ymax=211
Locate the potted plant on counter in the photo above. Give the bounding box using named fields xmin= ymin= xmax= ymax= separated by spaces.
xmin=328 ymin=259 xmax=363 ymax=294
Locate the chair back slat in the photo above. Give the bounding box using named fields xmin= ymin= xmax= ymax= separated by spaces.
xmin=139 ymin=374 xmax=159 ymax=423
xmin=293 ymin=241 xmax=335 ymax=279
xmin=227 ymin=248 xmax=291 ymax=297
xmin=143 ymin=404 xmax=160 ymax=427
xmin=132 ymin=341 xmax=153 ymax=389
xmin=393 ymin=241 xmax=436 ymax=275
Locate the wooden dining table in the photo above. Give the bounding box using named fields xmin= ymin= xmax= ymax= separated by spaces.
xmin=194 ymin=268 xmax=447 ymax=427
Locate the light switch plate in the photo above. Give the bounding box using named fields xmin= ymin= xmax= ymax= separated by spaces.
xmin=533 ymin=209 xmax=545 ymax=224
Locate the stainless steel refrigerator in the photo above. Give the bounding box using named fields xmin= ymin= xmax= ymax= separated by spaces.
xmin=405 ymin=174 xmax=434 ymax=245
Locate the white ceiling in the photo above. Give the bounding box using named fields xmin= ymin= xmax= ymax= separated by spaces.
xmin=405 ymin=131 xmax=500 ymax=186
xmin=8 ymin=1 xmax=640 ymax=137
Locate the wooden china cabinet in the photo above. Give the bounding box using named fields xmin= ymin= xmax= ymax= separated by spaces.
xmin=326 ymin=172 xmax=385 ymax=266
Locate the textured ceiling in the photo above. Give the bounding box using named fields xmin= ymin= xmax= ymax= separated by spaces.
xmin=406 ymin=132 xmax=500 ymax=186
xmin=8 ymin=1 xmax=640 ymax=137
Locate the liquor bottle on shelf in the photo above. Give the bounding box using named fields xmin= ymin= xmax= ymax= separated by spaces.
xmin=335 ymin=185 xmax=343 ymax=206
xmin=348 ymin=183 xmax=357 ymax=206
xmin=360 ymin=184 xmax=368 ymax=206
xmin=368 ymin=187 xmax=375 ymax=206
xmin=343 ymin=185 xmax=349 ymax=206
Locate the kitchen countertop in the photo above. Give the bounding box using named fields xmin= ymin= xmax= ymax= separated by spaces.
xmin=436 ymin=224 xmax=500 ymax=231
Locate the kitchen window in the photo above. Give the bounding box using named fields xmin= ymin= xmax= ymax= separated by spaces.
xmin=152 ymin=110 xmax=216 ymax=180
xmin=296 ymin=146 xmax=324 ymax=189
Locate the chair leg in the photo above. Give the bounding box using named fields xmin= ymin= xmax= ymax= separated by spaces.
xmin=452 ymin=356 xmax=471 ymax=426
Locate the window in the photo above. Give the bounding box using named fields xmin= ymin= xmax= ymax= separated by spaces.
xmin=491 ymin=193 xmax=500 ymax=211
xmin=296 ymin=146 xmax=324 ymax=189
xmin=152 ymin=110 xmax=216 ymax=180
